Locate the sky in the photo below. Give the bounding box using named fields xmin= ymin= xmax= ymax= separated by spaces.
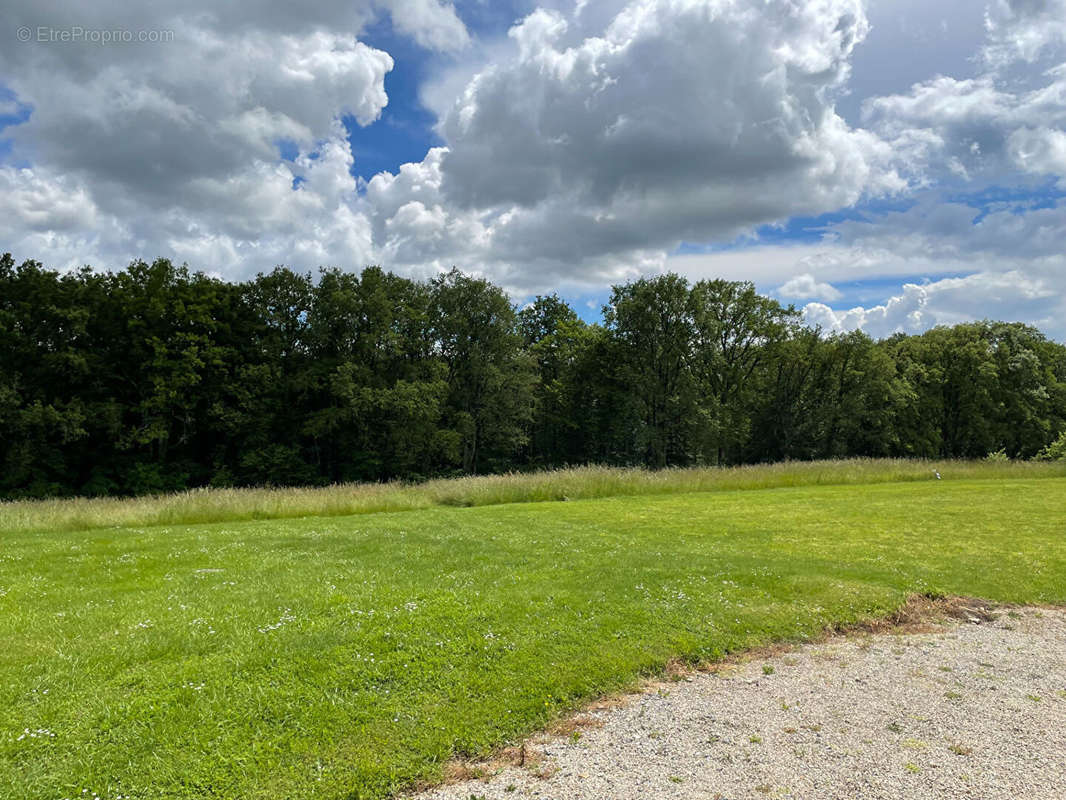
xmin=2 ymin=0 xmax=1066 ymax=339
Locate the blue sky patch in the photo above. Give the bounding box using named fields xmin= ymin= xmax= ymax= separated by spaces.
xmin=946 ymin=181 xmax=1066 ymax=222
xmin=672 ymin=196 xmax=923 ymax=255
xmin=0 ymin=85 xmax=32 ymax=164
xmin=347 ymin=21 xmax=443 ymax=182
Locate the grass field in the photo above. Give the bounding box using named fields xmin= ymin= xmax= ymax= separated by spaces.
xmin=2 ymin=466 xmax=1065 ymax=799
xmin=3 ymin=458 xmax=1064 ymax=536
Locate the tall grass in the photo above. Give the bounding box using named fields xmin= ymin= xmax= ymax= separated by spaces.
xmin=3 ymin=458 xmax=1064 ymax=536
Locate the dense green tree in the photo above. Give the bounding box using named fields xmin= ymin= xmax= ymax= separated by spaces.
xmin=1 ymin=257 xmax=96 ymax=495
xmin=305 ymin=267 xmax=450 ymax=481
xmin=689 ymin=279 xmax=799 ymax=464
xmin=428 ymin=269 xmax=534 ymax=473
xmin=518 ymin=295 xmax=594 ymax=466
xmin=2 ymin=253 xmax=1065 ymax=498
xmin=746 ymin=326 xmax=825 ymax=461
xmin=985 ymin=322 xmax=1065 ymax=457
xmin=882 ymin=322 xmax=1066 ymax=458
xmin=603 ymin=274 xmax=699 ymax=467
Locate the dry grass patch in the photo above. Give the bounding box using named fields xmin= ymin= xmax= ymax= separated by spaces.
xmin=6 ymin=458 xmax=1065 ymax=536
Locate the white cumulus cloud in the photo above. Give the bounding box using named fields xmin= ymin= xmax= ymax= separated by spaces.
xmin=370 ymin=0 xmax=905 ymax=291
xmin=0 ymin=0 xmax=467 ymax=274
xmin=982 ymin=0 xmax=1066 ymax=67
xmin=1 ymin=0 xmax=1066 ymax=341
xmin=778 ymin=273 xmax=843 ymax=302
xmin=803 ymin=271 xmax=1063 ymax=339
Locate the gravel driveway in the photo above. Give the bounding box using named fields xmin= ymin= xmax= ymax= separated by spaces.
xmin=412 ymin=604 xmax=1066 ymax=800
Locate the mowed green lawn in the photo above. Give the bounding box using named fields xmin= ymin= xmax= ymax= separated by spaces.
xmin=3 ymin=478 xmax=1065 ymax=799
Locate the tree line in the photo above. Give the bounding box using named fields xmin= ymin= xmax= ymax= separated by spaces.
xmin=2 ymin=253 xmax=1065 ymax=498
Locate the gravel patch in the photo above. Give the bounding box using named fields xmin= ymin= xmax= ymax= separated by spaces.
xmin=412 ymin=606 xmax=1066 ymax=800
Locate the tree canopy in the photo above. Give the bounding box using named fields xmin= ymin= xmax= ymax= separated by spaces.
xmin=2 ymin=253 xmax=1064 ymax=498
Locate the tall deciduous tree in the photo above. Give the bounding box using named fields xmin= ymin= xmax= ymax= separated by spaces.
xmin=603 ymin=274 xmax=698 ymax=467
xmin=689 ymin=279 xmax=799 ymax=464
xmin=429 ymin=269 xmax=534 ymax=473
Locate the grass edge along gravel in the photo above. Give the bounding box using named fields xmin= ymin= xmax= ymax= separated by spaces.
xmin=3 ymin=458 xmax=1066 ymax=536
xmin=419 ymin=593 xmax=1006 ymax=792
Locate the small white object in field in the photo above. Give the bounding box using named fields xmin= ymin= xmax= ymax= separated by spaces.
xmin=934 ymin=470 xmax=941 ymax=480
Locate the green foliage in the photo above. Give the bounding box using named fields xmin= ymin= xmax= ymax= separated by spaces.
xmin=2 ymin=477 xmax=1065 ymax=798
xmin=429 ymin=269 xmax=534 ymax=473
xmin=598 ymin=275 xmax=800 ymax=466
xmin=518 ymin=294 xmax=592 ymax=465
xmin=2 ymin=252 xmax=1066 ymax=498
xmin=883 ymin=322 xmax=1065 ymax=459
xmin=1035 ymin=430 xmax=1066 ymax=461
